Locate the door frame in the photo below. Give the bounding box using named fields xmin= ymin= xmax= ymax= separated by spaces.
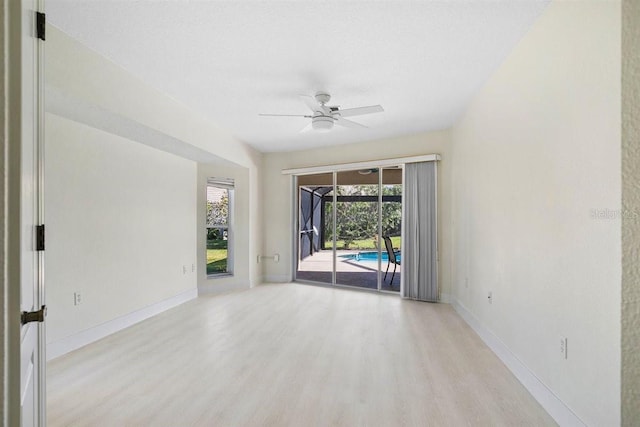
xmin=3 ymin=0 xmax=46 ymax=424
xmin=291 ymin=164 xmax=405 ymax=295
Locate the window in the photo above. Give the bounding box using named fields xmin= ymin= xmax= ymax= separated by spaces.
xmin=206 ymin=178 xmax=234 ymax=276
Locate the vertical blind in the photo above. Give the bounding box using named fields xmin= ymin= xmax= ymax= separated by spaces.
xmin=403 ymin=161 xmax=438 ymax=302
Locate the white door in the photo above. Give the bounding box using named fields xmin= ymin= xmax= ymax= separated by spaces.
xmin=19 ymin=0 xmax=46 ymax=425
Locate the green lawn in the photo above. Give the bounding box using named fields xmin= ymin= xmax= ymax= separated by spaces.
xmin=326 ymin=235 xmax=401 ymax=250
xmin=207 ymin=239 xmax=228 ymax=274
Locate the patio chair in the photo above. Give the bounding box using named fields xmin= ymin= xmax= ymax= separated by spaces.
xmin=383 ymin=236 xmax=400 ymax=285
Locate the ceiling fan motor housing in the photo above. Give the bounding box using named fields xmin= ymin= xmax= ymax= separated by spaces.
xmin=315 ymin=92 xmax=331 ymax=105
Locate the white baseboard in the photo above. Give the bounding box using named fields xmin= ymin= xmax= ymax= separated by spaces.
xmin=47 ymin=288 xmax=197 ymax=361
xmin=452 ymin=298 xmax=585 ymax=427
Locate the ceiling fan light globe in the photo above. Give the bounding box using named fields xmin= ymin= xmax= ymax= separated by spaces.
xmin=312 ymin=116 xmax=334 ymax=132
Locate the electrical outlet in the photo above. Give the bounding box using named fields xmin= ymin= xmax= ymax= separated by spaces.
xmin=560 ymin=336 xmax=568 ymax=359
xmin=487 ymin=291 xmax=492 ymax=304
xmin=182 ymin=265 xmax=187 ymax=274
xmin=74 ymin=292 xmax=82 ymax=306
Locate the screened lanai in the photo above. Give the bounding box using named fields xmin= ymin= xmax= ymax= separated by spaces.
xmin=299 ymin=186 xmax=333 ymax=260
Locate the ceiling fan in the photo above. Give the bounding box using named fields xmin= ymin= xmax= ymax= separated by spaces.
xmin=259 ymin=92 xmax=384 ymax=133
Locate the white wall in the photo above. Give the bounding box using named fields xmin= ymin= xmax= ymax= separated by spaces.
xmin=451 ymin=2 xmax=620 ymax=425
xmin=46 ymin=24 xmax=263 ymax=290
xmin=261 ymin=131 xmax=453 ymax=298
xmin=44 ymin=25 xmax=264 ymax=350
xmin=45 ymin=113 xmax=197 ymax=344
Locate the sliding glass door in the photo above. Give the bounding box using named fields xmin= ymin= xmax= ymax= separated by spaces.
xmin=380 ymin=168 xmax=402 ymax=292
xmin=295 ymin=173 xmax=334 ymax=285
xmin=334 ymin=169 xmax=380 ymax=289
xmin=295 ymin=167 xmax=402 ymax=293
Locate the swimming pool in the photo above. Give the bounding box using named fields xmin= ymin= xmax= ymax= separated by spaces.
xmin=339 ymin=251 xmax=401 ymax=264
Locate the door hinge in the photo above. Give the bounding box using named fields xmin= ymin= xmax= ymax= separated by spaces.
xmin=21 ymin=305 xmax=47 ymax=325
xmin=36 ymin=224 xmax=45 ymax=251
xmin=36 ymin=12 xmax=45 ymax=41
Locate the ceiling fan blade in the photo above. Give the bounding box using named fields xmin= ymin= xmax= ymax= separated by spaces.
xmin=335 ymin=116 xmax=367 ymax=129
xmin=338 ymin=105 xmax=384 ymax=118
xmin=299 ymin=122 xmax=313 ymax=133
xmin=259 ymin=113 xmax=312 ymax=118
xmin=300 ymin=95 xmax=320 ymax=113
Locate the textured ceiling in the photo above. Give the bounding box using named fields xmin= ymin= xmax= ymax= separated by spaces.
xmin=47 ymin=0 xmax=549 ymax=153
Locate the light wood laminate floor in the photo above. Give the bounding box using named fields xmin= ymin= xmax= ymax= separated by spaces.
xmin=48 ymin=283 xmax=556 ymax=426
